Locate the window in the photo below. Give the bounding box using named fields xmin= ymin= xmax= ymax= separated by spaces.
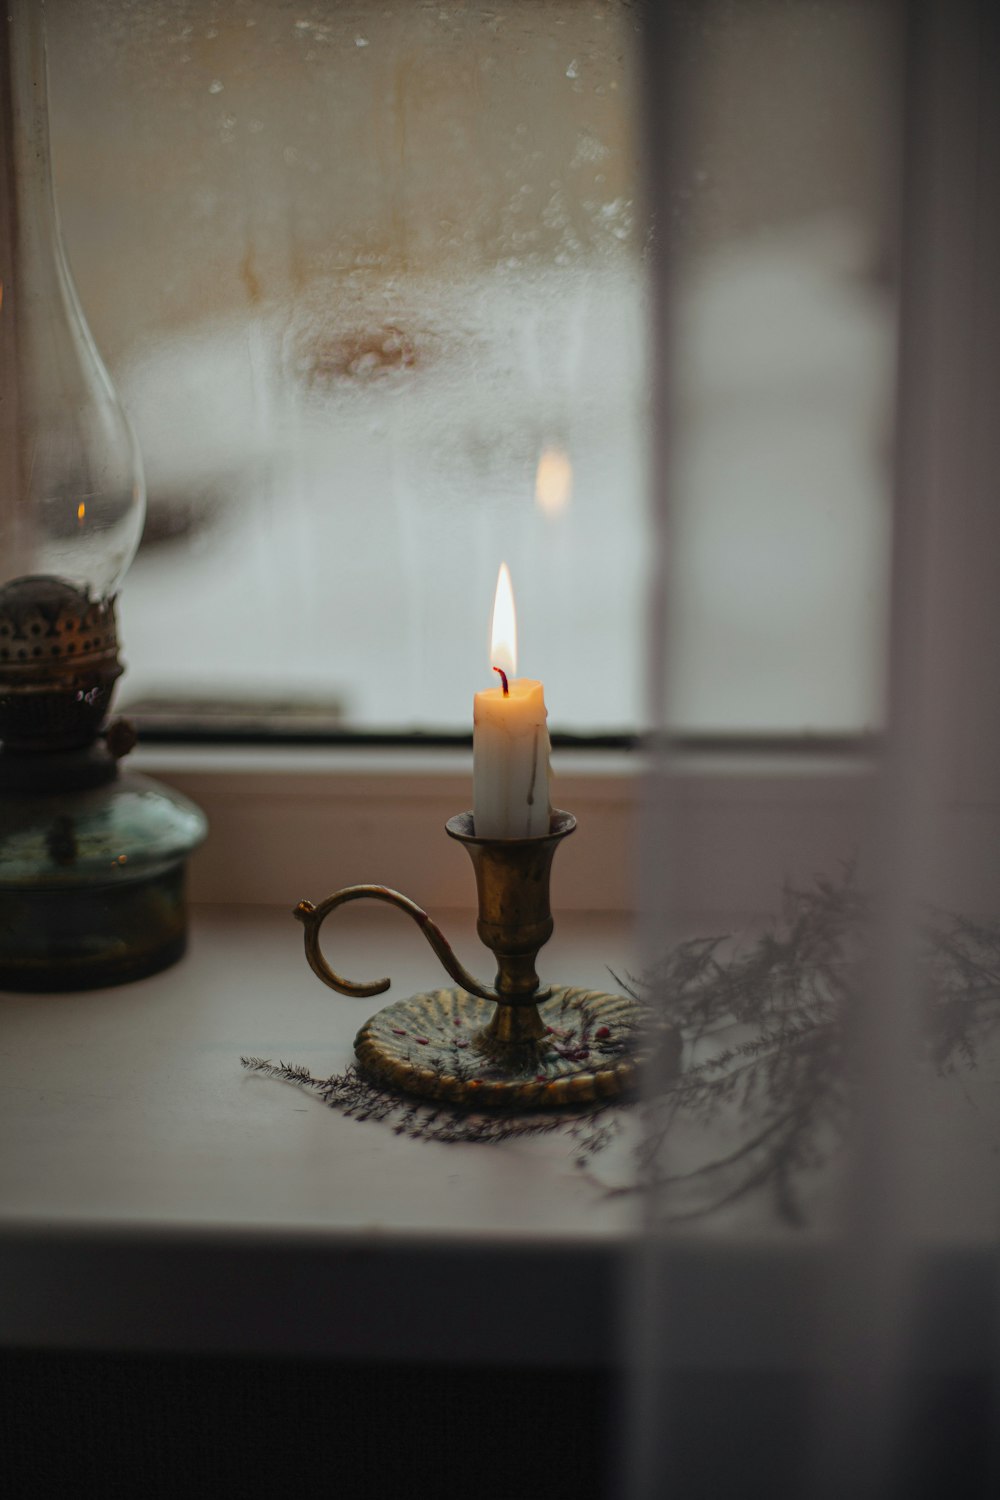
xmin=47 ymin=0 xmax=895 ymax=739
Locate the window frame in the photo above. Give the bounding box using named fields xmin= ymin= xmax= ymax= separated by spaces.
xmin=135 ymin=741 xmax=880 ymax=918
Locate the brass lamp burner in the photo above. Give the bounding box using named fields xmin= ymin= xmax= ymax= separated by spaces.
xmin=294 ymin=810 xmax=649 ymax=1109
xmin=0 ymin=575 xmax=123 ymax=753
xmin=0 ymin=574 xmax=207 ymax=990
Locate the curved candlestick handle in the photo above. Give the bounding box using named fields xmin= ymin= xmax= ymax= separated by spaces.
xmin=293 ymin=884 xmax=497 ymax=1001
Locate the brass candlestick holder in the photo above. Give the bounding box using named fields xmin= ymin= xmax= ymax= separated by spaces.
xmin=294 ymin=810 xmax=641 ymax=1109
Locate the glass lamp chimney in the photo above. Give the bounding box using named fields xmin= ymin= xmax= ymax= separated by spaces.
xmin=0 ymin=0 xmax=145 ymax=598
xmin=0 ymin=0 xmax=145 ymax=753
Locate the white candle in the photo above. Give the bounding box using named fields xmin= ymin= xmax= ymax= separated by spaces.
xmin=473 ymin=563 xmax=551 ymax=838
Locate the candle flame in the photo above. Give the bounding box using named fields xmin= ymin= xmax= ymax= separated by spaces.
xmin=489 ymin=561 xmax=517 ymax=679
xmin=535 ymin=444 xmax=572 ymax=517
xmin=77 ymin=502 xmax=86 ymax=523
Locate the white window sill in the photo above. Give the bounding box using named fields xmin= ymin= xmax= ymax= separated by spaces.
xmin=1 ymin=900 xmax=995 ymax=1372
xmin=4 ymin=745 xmax=997 ymax=1369
xmin=0 ymin=900 xmax=638 ymax=1364
xmin=130 ymin=742 xmax=879 ymax=919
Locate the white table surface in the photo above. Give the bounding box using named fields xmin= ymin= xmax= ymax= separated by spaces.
xmin=0 ymin=904 xmax=646 ymax=1364
xmin=0 ymin=904 xmax=642 ymax=1238
xmin=2 ymin=904 xmax=997 ymax=1370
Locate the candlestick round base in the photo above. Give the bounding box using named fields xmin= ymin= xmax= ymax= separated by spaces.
xmin=354 ymin=985 xmax=669 ymax=1109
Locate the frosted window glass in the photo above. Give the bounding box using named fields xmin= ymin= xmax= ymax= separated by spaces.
xmin=45 ymin=0 xmax=893 ymax=735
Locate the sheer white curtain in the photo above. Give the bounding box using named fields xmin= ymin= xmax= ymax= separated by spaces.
xmin=626 ymin=2 xmax=1000 ymax=1495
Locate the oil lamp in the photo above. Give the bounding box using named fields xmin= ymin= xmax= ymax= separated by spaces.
xmin=0 ymin=2 xmax=206 ymax=990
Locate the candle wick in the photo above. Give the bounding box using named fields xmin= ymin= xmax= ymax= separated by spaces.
xmin=493 ymin=666 xmax=509 ymax=696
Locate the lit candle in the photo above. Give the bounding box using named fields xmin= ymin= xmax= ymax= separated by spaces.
xmin=473 ymin=563 xmax=551 ymax=838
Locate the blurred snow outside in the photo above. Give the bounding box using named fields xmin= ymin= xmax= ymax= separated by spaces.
xmin=114 ymin=222 xmax=891 ymax=734
xmin=43 ymin=0 xmax=895 ymax=735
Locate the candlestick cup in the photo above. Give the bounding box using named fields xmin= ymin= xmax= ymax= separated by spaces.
xmin=294 ymin=810 xmax=653 ymax=1109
